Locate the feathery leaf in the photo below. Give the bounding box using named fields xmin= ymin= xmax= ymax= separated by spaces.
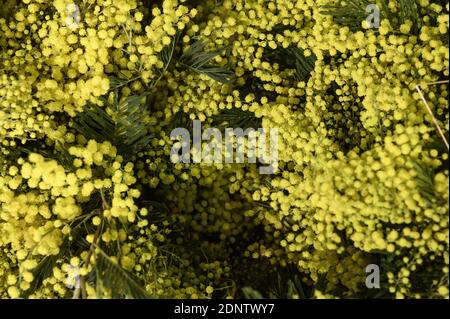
xmin=242 ymin=286 xmax=264 ymax=299
xmin=92 ymin=246 xmax=150 ymax=299
xmin=320 ymin=0 xmax=381 ymax=31
xmin=411 ymin=160 xmax=441 ymax=206
xmin=264 ymin=46 xmax=316 ymax=82
xmin=213 ymin=108 xmax=262 ymax=130
xmin=73 ymin=94 xmax=152 ymax=155
xmin=320 ymin=0 xmax=421 ymax=34
xmin=180 ymin=40 xmax=234 ymax=84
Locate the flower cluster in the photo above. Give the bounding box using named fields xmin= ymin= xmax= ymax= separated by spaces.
xmin=0 ymin=0 xmax=448 ymax=299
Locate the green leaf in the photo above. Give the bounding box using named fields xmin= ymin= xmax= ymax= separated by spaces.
xmin=21 ymin=236 xmax=70 ymax=298
xmin=291 ymin=48 xmax=316 ymax=82
xmin=73 ymin=94 xmax=153 ymax=155
xmin=320 ymin=0 xmax=421 ymax=34
xmin=411 ymin=160 xmax=440 ymax=205
xmin=242 ymin=286 xmax=264 ymax=299
xmin=92 ymin=246 xmax=150 ymax=299
xmin=108 ymin=32 xmax=179 ymax=90
xmin=159 ymin=32 xmax=179 ymax=70
xmin=41 ymin=143 xmax=76 ymax=171
xmin=150 ymin=31 xmax=180 ymax=88
xmin=22 ymin=205 xmax=100 ymax=297
xmin=263 ymin=46 xmax=316 ymax=82
xmin=169 ymin=110 xmax=192 ymax=132
xmin=180 ymin=40 xmax=234 ymax=84
xmin=397 ymin=0 xmax=422 ymax=33
xmin=19 ymin=142 xmax=75 ymax=171
xmin=320 ymin=0 xmax=379 ymax=31
xmin=213 ymin=108 xmax=262 ymax=130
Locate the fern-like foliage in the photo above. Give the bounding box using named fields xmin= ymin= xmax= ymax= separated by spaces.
xmin=21 ymin=201 xmax=99 ymax=298
xmin=109 ymin=32 xmax=179 ymax=90
xmin=241 ymin=286 xmax=264 ymax=299
xmin=290 ymin=48 xmax=316 ymax=82
xmin=159 ymin=32 xmax=179 ymax=75
xmin=180 ymin=40 xmax=234 ymax=84
xmin=169 ymin=110 xmax=193 ymax=132
xmin=396 ymin=0 xmax=422 ymax=32
xmin=147 ymin=31 xmax=180 ymax=88
xmin=73 ymin=94 xmax=152 ymax=155
xmin=242 ymin=268 xmax=313 ymax=299
xmin=39 ymin=143 xmax=76 ymax=171
xmin=17 ymin=141 xmax=75 ymax=171
xmin=264 ymin=46 xmax=316 ymax=82
xmin=22 ymin=240 xmax=69 ymax=298
xmin=213 ymin=108 xmax=262 ymax=130
xmin=411 ymin=160 xmax=442 ymax=206
xmin=320 ymin=0 xmax=384 ymax=30
xmin=320 ymin=0 xmax=422 ymax=34
xmin=90 ymin=246 xmax=150 ymax=299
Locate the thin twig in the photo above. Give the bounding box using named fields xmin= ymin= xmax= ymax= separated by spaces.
xmin=73 ymin=189 xmax=108 ymax=299
xmin=415 ymin=81 xmax=449 ymax=150
xmin=426 ymin=80 xmax=449 ymax=86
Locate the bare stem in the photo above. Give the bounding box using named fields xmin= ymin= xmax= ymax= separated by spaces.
xmin=72 ymin=189 xmax=109 ymax=299
xmin=415 ymin=84 xmax=449 ymax=150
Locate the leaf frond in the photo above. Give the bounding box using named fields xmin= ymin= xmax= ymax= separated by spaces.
xmin=73 ymin=94 xmax=152 ymax=155
xmin=92 ymin=246 xmax=150 ymax=299
xmin=180 ymin=40 xmax=234 ymax=84
xmin=320 ymin=0 xmax=422 ymax=34
xmin=264 ymin=46 xmax=316 ymax=82
xmin=213 ymin=108 xmax=262 ymax=130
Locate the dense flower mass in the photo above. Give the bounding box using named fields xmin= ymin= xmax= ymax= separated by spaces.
xmin=0 ymin=0 xmax=448 ymax=299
